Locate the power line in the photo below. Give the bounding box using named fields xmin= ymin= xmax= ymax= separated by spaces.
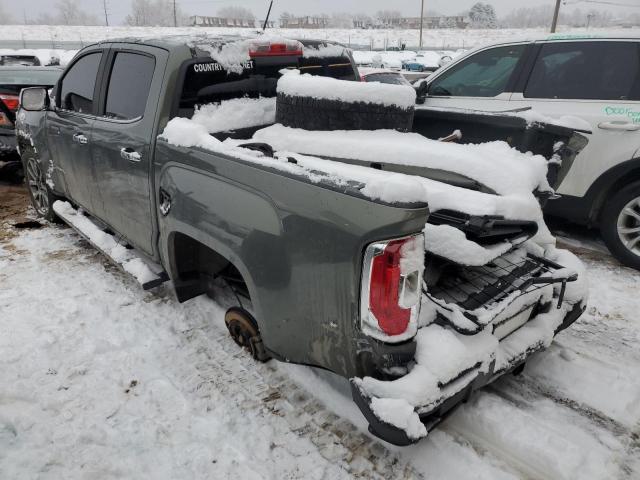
xmin=564 ymin=0 xmax=640 ymax=8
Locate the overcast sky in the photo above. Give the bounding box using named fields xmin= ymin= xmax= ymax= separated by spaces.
xmin=14 ymin=0 xmax=637 ymax=25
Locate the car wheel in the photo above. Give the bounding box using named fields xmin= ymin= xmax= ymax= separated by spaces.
xmin=600 ymin=182 xmax=640 ymax=270
xmin=24 ymin=156 xmax=61 ymax=223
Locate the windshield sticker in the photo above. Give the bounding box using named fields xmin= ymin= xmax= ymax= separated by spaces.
xmin=604 ymin=106 xmax=640 ymax=124
xmin=193 ymin=60 xmax=253 ymax=73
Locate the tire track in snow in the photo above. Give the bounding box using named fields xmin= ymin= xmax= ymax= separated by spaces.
xmin=170 ymin=320 xmax=422 ymax=479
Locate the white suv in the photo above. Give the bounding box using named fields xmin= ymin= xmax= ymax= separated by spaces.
xmin=420 ymin=33 xmax=640 ymax=269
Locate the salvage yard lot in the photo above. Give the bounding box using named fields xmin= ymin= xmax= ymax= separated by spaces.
xmin=0 ymin=183 xmax=638 ymax=479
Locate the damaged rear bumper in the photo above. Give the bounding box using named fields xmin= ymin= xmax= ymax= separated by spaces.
xmin=351 ymin=299 xmax=586 ymax=446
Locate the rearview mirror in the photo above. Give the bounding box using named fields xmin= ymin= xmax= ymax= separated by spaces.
xmin=20 ymin=87 xmax=49 ymax=111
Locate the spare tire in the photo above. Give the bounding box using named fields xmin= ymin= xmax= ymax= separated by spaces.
xmin=276 ymin=92 xmax=414 ymax=132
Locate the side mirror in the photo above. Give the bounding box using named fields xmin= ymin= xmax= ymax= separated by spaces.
xmin=20 ymin=87 xmax=49 ymax=111
xmin=414 ymin=80 xmax=429 ymax=104
xmin=438 ymin=55 xmax=453 ymax=67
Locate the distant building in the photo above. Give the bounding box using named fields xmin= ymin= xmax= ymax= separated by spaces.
xmin=190 ymin=16 xmax=273 ymax=28
xmin=280 ymin=16 xmax=328 ymax=29
xmin=383 ymin=16 xmax=470 ymax=29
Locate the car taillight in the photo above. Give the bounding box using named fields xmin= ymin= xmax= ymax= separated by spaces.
xmin=361 ymin=234 xmax=424 ymax=342
xmin=249 ymin=40 xmax=303 ymax=57
xmin=0 ymin=94 xmax=19 ymax=112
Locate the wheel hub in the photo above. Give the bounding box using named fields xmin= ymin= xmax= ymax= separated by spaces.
xmin=617 ymin=196 xmax=640 ymax=257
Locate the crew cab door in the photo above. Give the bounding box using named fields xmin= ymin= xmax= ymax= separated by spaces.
xmin=47 ymin=49 xmax=106 ymax=214
xmin=422 ymin=43 xmax=527 ymax=111
xmin=90 ymin=46 xmax=167 ymax=257
xmin=509 ymin=40 xmax=640 ymax=198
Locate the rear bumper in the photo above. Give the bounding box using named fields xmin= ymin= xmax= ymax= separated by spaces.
xmin=351 ymin=301 xmax=586 ymax=446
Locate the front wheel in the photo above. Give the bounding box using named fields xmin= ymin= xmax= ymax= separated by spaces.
xmin=24 ymin=156 xmax=60 ymax=222
xmin=600 ymin=182 xmax=640 ymax=270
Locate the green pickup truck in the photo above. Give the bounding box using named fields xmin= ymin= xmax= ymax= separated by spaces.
xmin=16 ymin=35 xmax=587 ymax=446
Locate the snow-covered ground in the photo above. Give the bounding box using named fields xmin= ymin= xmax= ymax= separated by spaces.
xmin=1 ymin=192 xmax=639 ymax=479
xmin=1 ymin=25 xmax=635 ymax=50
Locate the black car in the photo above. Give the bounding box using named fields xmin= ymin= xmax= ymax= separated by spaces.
xmin=0 ymin=55 xmax=41 ymax=66
xmin=0 ymin=66 xmax=62 ymax=181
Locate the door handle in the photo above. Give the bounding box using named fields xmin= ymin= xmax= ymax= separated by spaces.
xmin=598 ymin=121 xmax=640 ymax=132
xmin=120 ymin=147 xmax=142 ymax=162
xmin=72 ymin=133 xmax=88 ymax=144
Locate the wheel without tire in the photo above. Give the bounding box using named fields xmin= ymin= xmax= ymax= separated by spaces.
xmin=224 ymin=307 xmax=270 ymax=362
xmin=600 ymin=182 xmax=640 ymax=270
xmin=24 ymin=156 xmax=61 ymax=223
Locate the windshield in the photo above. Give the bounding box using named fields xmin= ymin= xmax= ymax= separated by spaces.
xmin=0 ymin=69 xmax=61 ymax=85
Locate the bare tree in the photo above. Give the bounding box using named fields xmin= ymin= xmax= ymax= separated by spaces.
xmin=0 ymin=0 xmax=13 ymax=24
xmin=217 ymin=6 xmax=255 ymax=21
xmin=375 ymin=10 xmax=401 ymax=22
xmin=125 ymin=0 xmax=185 ymax=26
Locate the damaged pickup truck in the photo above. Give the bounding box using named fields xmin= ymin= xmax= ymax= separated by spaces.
xmin=16 ymin=35 xmax=588 ymax=446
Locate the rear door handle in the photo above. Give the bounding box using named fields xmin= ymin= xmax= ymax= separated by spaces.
xmin=72 ymin=133 xmax=88 ymax=144
xmin=120 ymin=147 xmax=142 ymax=162
xmin=598 ymin=121 xmax=640 ymax=132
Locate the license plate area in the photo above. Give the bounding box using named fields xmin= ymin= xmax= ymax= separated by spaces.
xmin=492 ymin=304 xmax=536 ymax=340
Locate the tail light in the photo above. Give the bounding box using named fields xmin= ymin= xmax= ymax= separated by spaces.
xmin=361 ymin=234 xmax=424 ymax=342
xmin=249 ymin=40 xmax=303 ymax=57
xmin=0 ymin=94 xmax=19 ymax=112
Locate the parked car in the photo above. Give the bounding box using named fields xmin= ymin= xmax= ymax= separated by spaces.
xmin=0 ymin=54 xmax=41 ymax=66
xmin=16 ymin=36 xmax=586 ymax=445
xmin=0 ymin=66 xmax=62 ymax=181
xmin=416 ymin=33 xmax=640 ymax=269
xmin=359 ymin=67 xmax=412 ymax=86
xmin=402 ymin=51 xmax=442 ymax=72
xmin=371 ymin=52 xmax=403 ymax=71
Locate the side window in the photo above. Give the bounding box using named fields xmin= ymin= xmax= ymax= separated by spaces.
xmin=104 ymin=52 xmax=155 ymax=120
xmin=429 ymin=45 xmax=526 ymax=97
xmin=59 ymin=52 xmax=102 ymax=113
xmin=525 ymin=41 xmax=640 ymax=100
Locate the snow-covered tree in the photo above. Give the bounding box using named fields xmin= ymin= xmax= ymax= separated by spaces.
xmin=469 ymin=2 xmax=497 ymax=29
xmin=217 ymin=6 xmax=255 ymax=21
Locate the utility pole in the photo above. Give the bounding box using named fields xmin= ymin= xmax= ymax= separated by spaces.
xmin=103 ymin=0 xmax=109 ymax=27
xmin=550 ymin=0 xmax=561 ymax=33
xmin=419 ymin=0 xmax=425 ymax=49
xmin=173 ymin=0 xmax=177 ymax=27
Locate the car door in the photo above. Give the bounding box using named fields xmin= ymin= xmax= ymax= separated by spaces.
xmin=46 ymin=49 xmax=106 ymax=213
xmin=90 ymin=46 xmax=167 ymax=257
xmin=423 ymin=43 xmax=528 ymax=111
xmin=509 ymin=40 xmax=640 ymax=198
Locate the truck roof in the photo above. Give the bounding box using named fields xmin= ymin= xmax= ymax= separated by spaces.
xmin=96 ymin=34 xmax=346 ymax=59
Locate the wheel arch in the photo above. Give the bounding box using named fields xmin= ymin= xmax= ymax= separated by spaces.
xmin=165 ymin=229 xmax=261 ymax=319
xmin=585 ymin=157 xmax=640 ymax=225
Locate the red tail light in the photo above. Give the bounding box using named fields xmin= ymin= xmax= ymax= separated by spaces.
xmin=249 ymin=40 xmax=303 ymax=57
xmin=361 ymin=234 xmax=424 ymax=342
xmin=0 ymin=94 xmax=19 ymax=112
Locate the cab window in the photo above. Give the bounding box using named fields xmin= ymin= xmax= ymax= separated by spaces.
xmin=58 ymin=52 xmax=102 ymax=114
xmin=104 ymin=52 xmax=155 ymax=120
xmin=429 ymin=45 xmax=525 ymax=97
xmin=524 ymin=41 xmax=640 ymax=101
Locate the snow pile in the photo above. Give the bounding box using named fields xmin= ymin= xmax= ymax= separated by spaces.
xmin=52 ymin=201 xmax=158 ymax=285
xmin=370 ymin=398 xmax=427 ymax=440
xmin=277 ymin=70 xmax=416 ymax=109
xmin=253 ymin=125 xmax=552 ymax=197
xmin=191 ymin=97 xmax=276 ymax=133
xmin=423 ymin=223 xmax=515 ymax=266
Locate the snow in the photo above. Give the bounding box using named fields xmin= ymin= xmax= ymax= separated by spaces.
xmin=517 ymin=109 xmax=593 ymax=132
xmin=369 ymin=398 xmax=427 ymax=440
xmin=253 ymin=125 xmax=552 ymax=198
xmin=423 ymin=223 xmax=516 ymax=266
xmin=302 ymin=43 xmax=346 ymax=58
xmin=52 ymin=200 xmax=159 ymax=285
xmin=277 ymin=70 xmax=416 ymax=109
xmin=191 ymin=97 xmax=276 ymax=133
